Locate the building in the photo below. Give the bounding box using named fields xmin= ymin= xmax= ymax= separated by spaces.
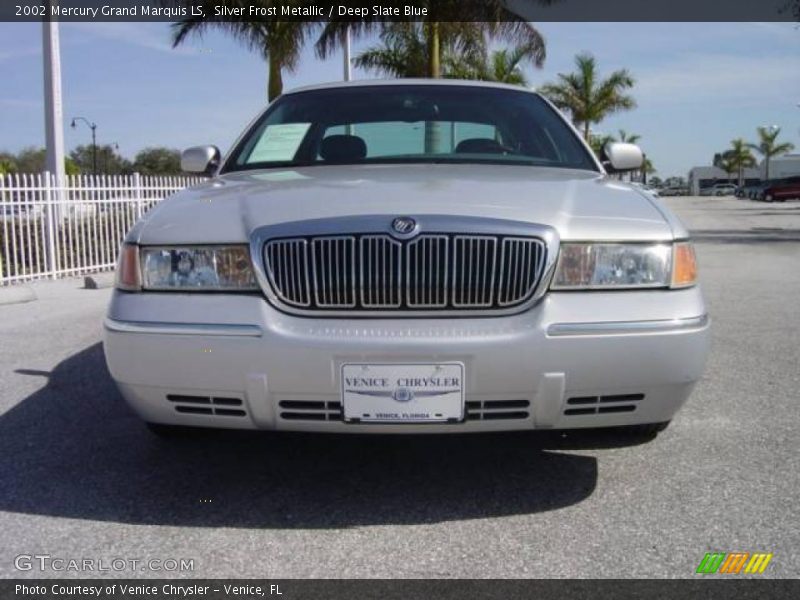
xmin=687 ymin=166 xmax=760 ymax=195
xmin=765 ymin=154 xmax=800 ymax=179
xmin=688 ymin=154 xmax=800 ymax=195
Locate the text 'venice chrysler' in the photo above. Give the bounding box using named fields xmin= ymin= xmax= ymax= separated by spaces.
xmin=104 ymin=81 xmax=710 ymax=436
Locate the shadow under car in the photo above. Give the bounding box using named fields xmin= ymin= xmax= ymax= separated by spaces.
xmin=0 ymin=342 xmax=662 ymax=529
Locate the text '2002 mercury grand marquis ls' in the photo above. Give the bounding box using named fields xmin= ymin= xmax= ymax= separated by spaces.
xmin=104 ymin=80 xmax=710 ymax=437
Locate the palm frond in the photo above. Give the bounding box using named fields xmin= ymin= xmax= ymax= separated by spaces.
xmin=539 ymin=52 xmax=636 ymax=137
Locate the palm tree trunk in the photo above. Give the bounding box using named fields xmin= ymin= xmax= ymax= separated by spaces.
xmin=583 ymin=122 xmax=590 ymax=142
xmin=427 ymin=21 xmax=440 ymax=78
xmin=764 ymin=157 xmax=770 ymax=181
xmin=267 ymin=53 xmax=283 ymax=102
xmin=422 ymin=22 xmax=442 ymax=154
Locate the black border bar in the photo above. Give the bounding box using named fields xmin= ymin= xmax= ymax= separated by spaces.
xmin=2 ymin=0 xmax=797 ymax=22
xmin=2 ymin=580 xmax=800 ymax=600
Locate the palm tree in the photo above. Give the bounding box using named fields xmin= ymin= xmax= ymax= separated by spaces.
xmin=640 ymin=157 xmax=656 ymax=183
xmin=354 ymin=22 xmax=485 ymax=78
xmin=169 ymin=1 xmax=318 ymax=101
xmin=616 ymin=129 xmax=641 ymax=144
xmin=720 ymin=157 xmax=737 ymax=185
xmin=355 ymin=23 xmax=542 ymax=88
xmin=483 ymin=47 xmax=536 ymax=85
xmin=317 ymin=2 xmax=549 ymax=79
xmin=539 ymin=52 xmax=636 ymax=141
xmin=727 ymin=138 xmax=757 ymax=187
xmin=448 ymin=44 xmax=543 ymax=86
xmin=748 ymin=126 xmax=795 ymax=181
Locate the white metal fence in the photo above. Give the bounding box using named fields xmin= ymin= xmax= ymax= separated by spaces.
xmin=0 ymin=173 xmax=204 ymax=285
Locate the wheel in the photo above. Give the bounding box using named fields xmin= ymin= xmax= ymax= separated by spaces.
xmin=765 ymin=194 xmax=774 ymax=202
xmin=145 ymin=422 xmax=202 ymax=438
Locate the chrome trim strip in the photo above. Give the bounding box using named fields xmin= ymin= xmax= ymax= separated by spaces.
xmin=547 ymin=314 xmax=709 ymax=337
xmin=104 ymin=318 xmax=263 ymax=337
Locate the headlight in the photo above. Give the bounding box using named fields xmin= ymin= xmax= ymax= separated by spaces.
xmin=551 ymin=241 xmax=697 ymax=290
xmin=138 ymin=245 xmax=258 ymax=291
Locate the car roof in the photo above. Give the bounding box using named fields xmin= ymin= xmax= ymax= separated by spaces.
xmin=284 ymin=78 xmax=539 ymax=96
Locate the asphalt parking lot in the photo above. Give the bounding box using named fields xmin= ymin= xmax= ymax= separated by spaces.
xmin=0 ymin=195 xmax=798 ymax=579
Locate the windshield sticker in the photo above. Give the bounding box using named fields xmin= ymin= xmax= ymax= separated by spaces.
xmin=248 ymin=123 xmax=311 ymax=163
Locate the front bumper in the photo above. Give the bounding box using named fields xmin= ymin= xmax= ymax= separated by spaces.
xmin=103 ymin=288 xmax=710 ymax=433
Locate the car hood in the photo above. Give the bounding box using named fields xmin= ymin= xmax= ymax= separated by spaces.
xmin=133 ymin=164 xmax=678 ymax=245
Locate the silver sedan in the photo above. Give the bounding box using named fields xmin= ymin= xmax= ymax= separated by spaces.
xmin=104 ymin=80 xmax=710 ymax=437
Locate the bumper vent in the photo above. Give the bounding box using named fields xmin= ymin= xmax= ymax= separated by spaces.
xmin=277 ymin=400 xmax=531 ymax=422
xmin=279 ymin=400 xmax=343 ymax=421
xmin=564 ymin=393 xmax=644 ymax=416
xmin=263 ymin=233 xmax=545 ymax=314
xmin=466 ymin=399 xmax=530 ymax=421
xmin=167 ymin=394 xmax=247 ymax=417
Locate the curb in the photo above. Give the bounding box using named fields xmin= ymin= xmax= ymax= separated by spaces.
xmin=0 ymin=286 xmax=37 ymax=306
xmin=84 ymin=274 xmax=115 ymax=290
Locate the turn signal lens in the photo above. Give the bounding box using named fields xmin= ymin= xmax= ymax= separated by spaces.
xmin=671 ymin=241 xmax=697 ymax=288
xmin=115 ymin=243 xmax=141 ymax=291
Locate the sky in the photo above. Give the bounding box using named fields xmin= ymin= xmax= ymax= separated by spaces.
xmin=0 ymin=21 xmax=799 ymax=179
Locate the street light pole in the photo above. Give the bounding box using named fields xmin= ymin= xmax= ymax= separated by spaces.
xmin=70 ymin=116 xmax=98 ymax=175
xmin=42 ymin=17 xmax=66 ymax=185
xmin=343 ymin=25 xmax=351 ymax=82
xmin=42 ymin=10 xmax=66 ymax=275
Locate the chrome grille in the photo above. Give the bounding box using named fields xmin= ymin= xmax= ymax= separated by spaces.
xmin=406 ymin=235 xmax=448 ymax=307
xmin=361 ymin=235 xmax=402 ymax=307
xmin=311 ymin=236 xmax=356 ymax=307
xmin=263 ymin=233 xmax=545 ymax=313
xmin=498 ymin=237 xmax=544 ymax=306
xmin=452 ymin=235 xmax=497 ymax=307
xmin=264 ymin=239 xmax=311 ymax=307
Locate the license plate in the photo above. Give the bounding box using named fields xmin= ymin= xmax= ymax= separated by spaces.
xmin=341 ymin=363 xmax=465 ymax=423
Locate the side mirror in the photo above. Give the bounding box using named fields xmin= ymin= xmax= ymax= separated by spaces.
xmin=602 ymin=142 xmax=644 ymax=172
xmin=181 ymin=146 xmax=221 ymax=176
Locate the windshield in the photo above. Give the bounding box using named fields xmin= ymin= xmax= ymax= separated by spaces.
xmin=223 ymin=85 xmax=598 ymax=173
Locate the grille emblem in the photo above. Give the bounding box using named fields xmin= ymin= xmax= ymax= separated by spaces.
xmin=391 ymin=216 xmax=417 ymax=237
